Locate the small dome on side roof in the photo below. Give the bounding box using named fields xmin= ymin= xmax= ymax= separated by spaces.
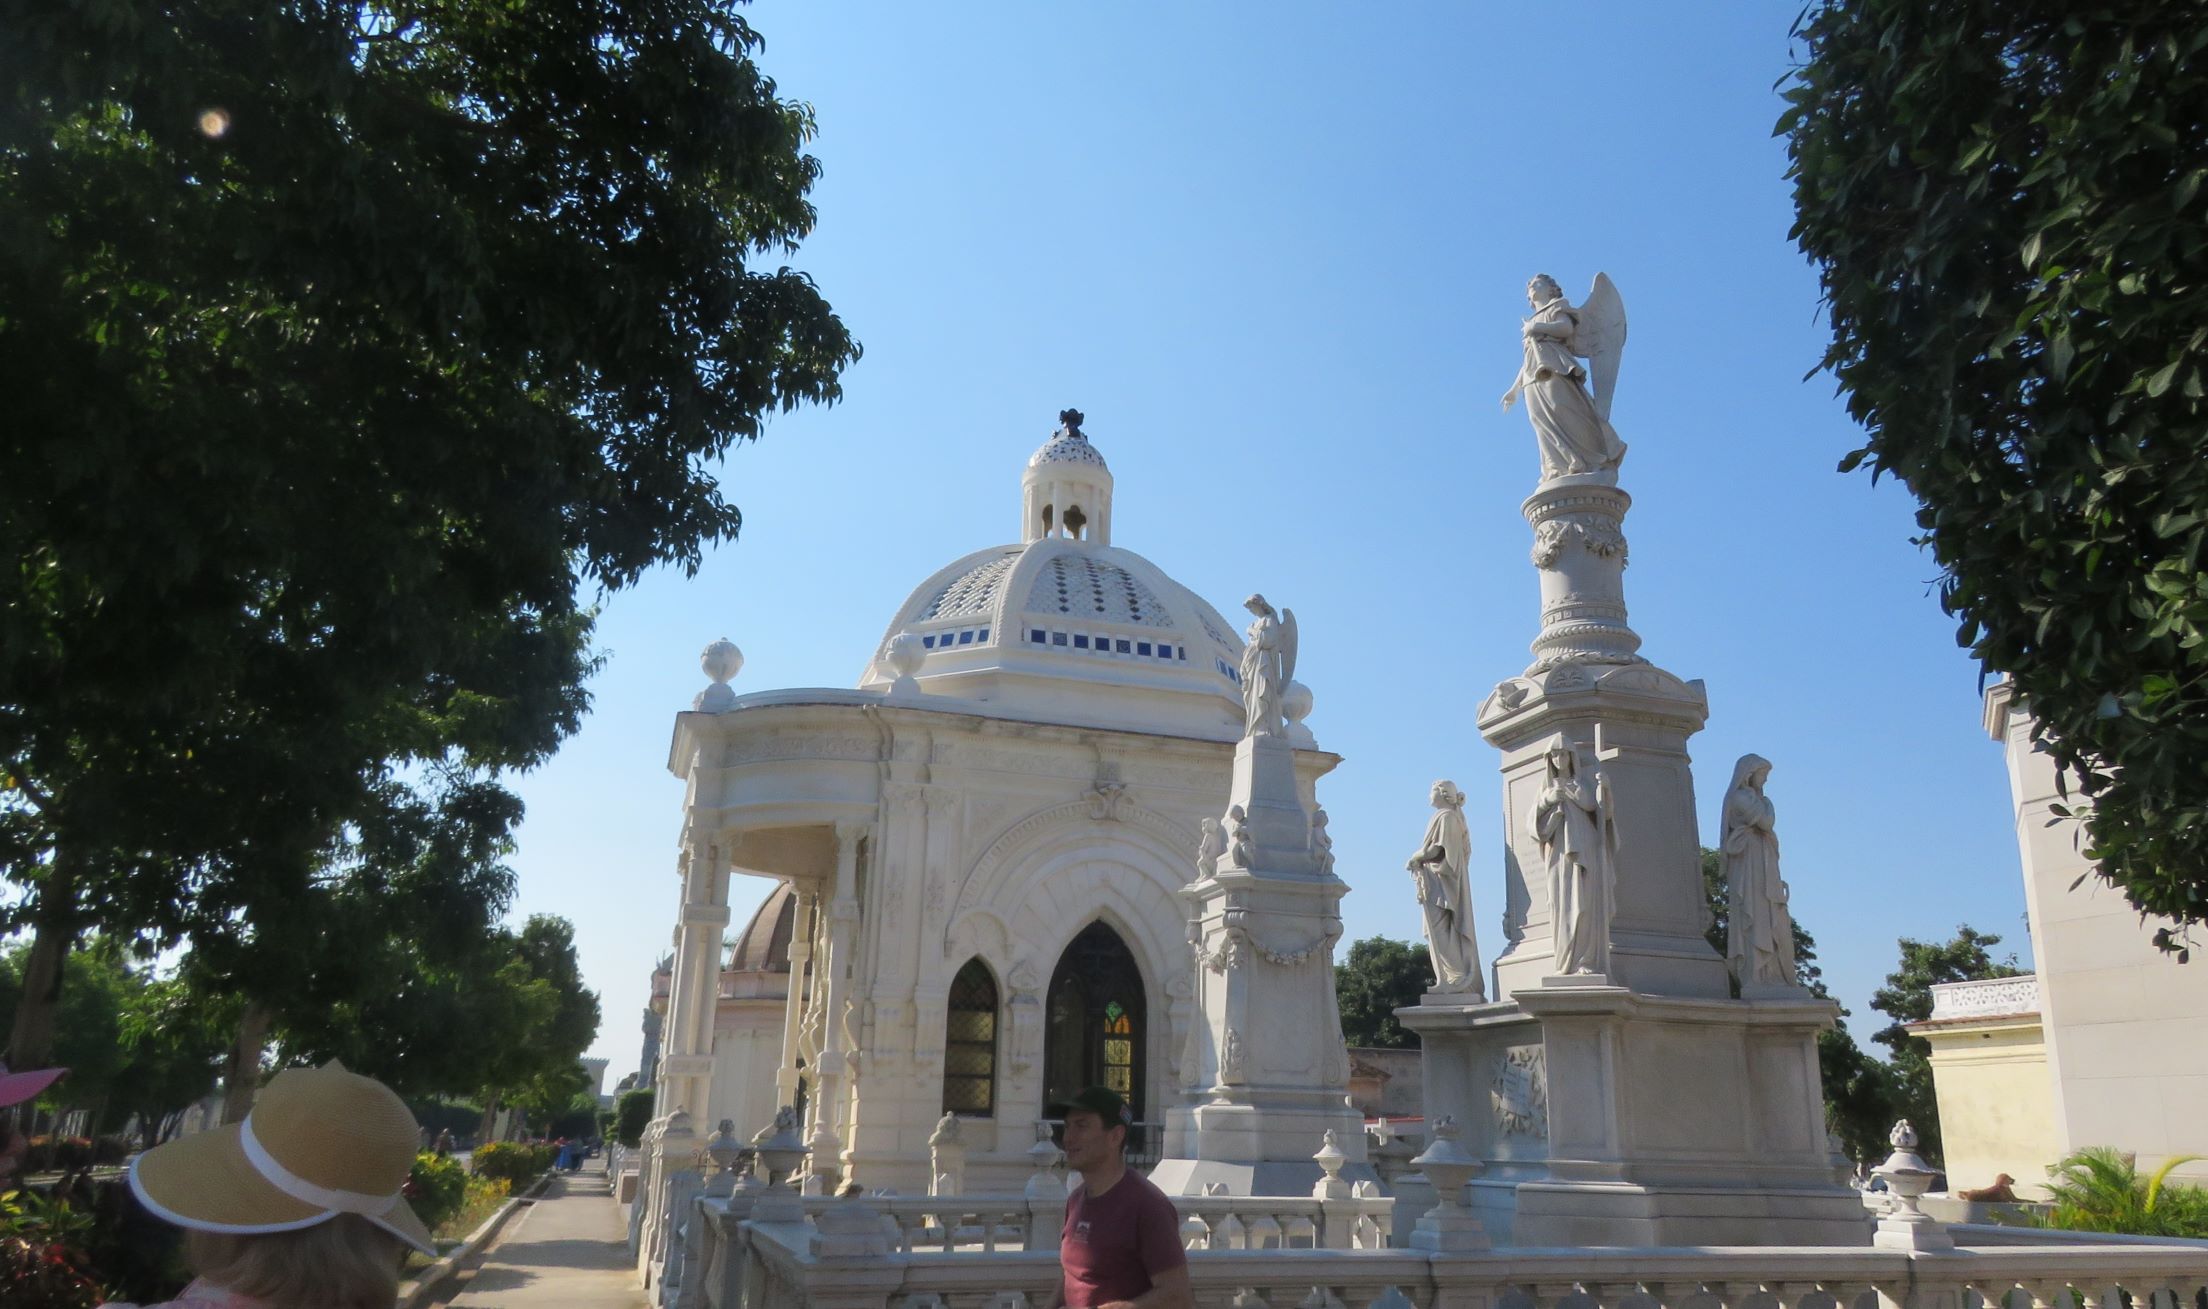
xmin=726 ymin=882 xmax=796 ymax=974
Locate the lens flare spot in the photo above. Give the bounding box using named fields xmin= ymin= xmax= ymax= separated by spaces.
xmin=198 ymin=109 xmax=230 ymax=138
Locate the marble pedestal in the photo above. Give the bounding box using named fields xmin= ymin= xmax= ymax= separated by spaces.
xmin=1153 ymin=733 xmax=1371 ymax=1196
xmin=1403 ymin=985 xmax=1870 ymax=1246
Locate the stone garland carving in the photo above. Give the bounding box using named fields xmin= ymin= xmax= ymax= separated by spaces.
xmin=1206 ymin=923 xmax=1336 ymax=970
xmin=1492 ymin=1045 xmax=1548 ymax=1140
xmin=1530 ymin=515 xmax=1629 ymax=570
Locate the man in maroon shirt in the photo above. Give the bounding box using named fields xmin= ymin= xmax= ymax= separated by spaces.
xmin=1045 ymin=1087 xmax=1191 ymax=1309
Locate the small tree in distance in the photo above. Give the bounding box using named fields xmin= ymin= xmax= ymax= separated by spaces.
xmin=1334 ymin=937 xmax=1433 ymax=1049
xmin=1869 ymin=926 xmax=2023 ymax=1167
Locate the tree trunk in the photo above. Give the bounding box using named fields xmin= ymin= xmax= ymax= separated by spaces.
xmin=476 ymin=1091 xmax=501 ymax=1146
xmin=220 ymin=1003 xmax=275 ymax=1124
xmin=6 ymin=866 xmax=81 ymax=1073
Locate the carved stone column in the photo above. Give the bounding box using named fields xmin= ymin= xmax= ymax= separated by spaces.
xmin=657 ymin=840 xmax=733 ymax=1124
xmin=802 ymin=820 xmax=865 ymax=1193
xmin=772 ymin=886 xmax=815 ymax=1109
xmin=1522 ymin=475 xmax=1642 ymax=674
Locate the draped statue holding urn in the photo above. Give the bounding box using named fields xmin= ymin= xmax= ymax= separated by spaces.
xmin=1722 ymin=753 xmax=1800 ymax=993
xmin=1530 ymin=743 xmax=1616 ymax=977
xmin=1408 ymin=780 xmax=1485 ymax=999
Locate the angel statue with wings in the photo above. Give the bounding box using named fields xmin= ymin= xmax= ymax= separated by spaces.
xmin=1501 ymin=273 xmax=1629 ymax=482
xmin=1238 ymin=593 xmax=1297 ymax=739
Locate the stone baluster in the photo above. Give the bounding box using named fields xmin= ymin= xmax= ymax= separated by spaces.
xmin=1248 ymin=1211 xmax=1283 ymax=1249
xmin=1312 ymin=1130 xmax=1354 ymax=1250
xmin=1299 ymin=1289 xmax=1349 ymax=1309
xmin=1217 ymin=1212 xmax=1248 ymax=1249
xmin=1023 ymin=1121 xmax=1068 ymax=1253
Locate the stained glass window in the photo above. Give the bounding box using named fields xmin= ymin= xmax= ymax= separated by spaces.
xmin=942 ymin=958 xmax=998 ymax=1116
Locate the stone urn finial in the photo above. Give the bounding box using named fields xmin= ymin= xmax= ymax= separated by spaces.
xmin=882 ymin=631 xmax=926 ymax=694
xmin=695 ymin=638 xmax=744 ymax=712
xmin=1407 ymin=1115 xmax=1489 ymax=1251
xmin=1313 ymin=1129 xmax=1346 ymax=1183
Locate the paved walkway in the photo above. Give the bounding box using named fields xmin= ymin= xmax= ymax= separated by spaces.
xmin=440 ymin=1159 xmax=646 ymax=1309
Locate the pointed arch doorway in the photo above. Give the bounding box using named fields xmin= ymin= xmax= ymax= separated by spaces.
xmin=1043 ymin=920 xmax=1148 ymax=1123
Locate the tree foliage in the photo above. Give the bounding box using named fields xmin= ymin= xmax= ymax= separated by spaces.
xmin=0 ymin=939 xmax=225 ymax=1138
xmin=1782 ymin=0 xmax=2208 ymax=940
xmin=1868 ymin=925 xmax=2023 ymax=1166
xmin=0 ymin=0 xmax=855 ymax=1061
xmin=1334 ymin=936 xmax=1432 ymax=1050
xmin=1700 ymin=848 xmax=1894 ymax=1162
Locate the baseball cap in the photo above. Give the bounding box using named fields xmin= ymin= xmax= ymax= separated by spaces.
xmin=1050 ymin=1086 xmax=1132 ymax=1127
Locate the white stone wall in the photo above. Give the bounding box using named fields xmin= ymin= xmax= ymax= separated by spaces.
xmin=1986 ymin=683 xmax=2208 ymax=1186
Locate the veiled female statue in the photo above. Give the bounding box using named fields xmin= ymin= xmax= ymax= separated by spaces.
xmin=1407 ymin=780 xmax=1484 ymax=998
xmin=1501 ymin=273 xmax=1628 ymax=482
xmin=1238 ymin=593 xmax=1297 ymax=738
xmin=1721 ymin=753 xmax=1797 ymax=990
xmin=1530 ymin=744 xmax=1613 ymax=976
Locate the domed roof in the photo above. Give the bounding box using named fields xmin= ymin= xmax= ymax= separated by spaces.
xmin=862 ymin=417 xmax=1246 ymax=737
xmin=725 ymin=882 xmax=795 ymax=975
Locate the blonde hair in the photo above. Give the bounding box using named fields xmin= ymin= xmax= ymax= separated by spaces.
xmin=186 ymin=1213 xmax=405 ymax=1309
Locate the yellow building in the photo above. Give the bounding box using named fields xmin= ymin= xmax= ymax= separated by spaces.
xmin=1908 ymin=976 xmax=2057 ymax=1198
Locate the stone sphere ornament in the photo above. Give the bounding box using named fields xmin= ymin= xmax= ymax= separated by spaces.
xmin=1283 ymin=680 xmax=1314 ymax=724
xmin=694 ymin=638 xmax=744 ymax=712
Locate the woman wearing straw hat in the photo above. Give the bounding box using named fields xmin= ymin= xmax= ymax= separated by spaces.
xmin=104 ymin=1061 xmax=436 ymax=1309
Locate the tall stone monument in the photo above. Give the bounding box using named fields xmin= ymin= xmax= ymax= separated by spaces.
xmin=1398 ymin=274 xmax=1866 ymax=1245
xmin=1152 ymin=597 xmax=1371 ymax=1196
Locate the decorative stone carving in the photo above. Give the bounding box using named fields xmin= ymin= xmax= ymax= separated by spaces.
xmin=1500 ymin=272 xmax=1627 ymax=482
xmin=1195 ymin=816 xmax=1224 ymax=879
xmin=1722 ymin=753 xmax=1800 ymax=993
xmin=1407 ymin=780 xmax=1484 ymax=999
xmin=1491 ymin=1045 xmax=1547 ymax=1140
xmin=1219 ymin=1029 xmax=1247 ymax=1085
xmin=882 ymin=632 xmax=925 ymax=695
xmin=1307 ymin=806 xmax=1336 ymax=879
xmin=694 ymin=638 xmax=744 ymax=712
xmin=1224 ymin=804 xmax=1254 ymax=869
xmin=1237 ymin=594 xmax=1298 ymax=739
xmin=1530 ymin=743 xmax=1615 ymax=977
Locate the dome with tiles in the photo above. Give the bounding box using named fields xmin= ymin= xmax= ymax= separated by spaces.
xmin=862 ymin=414 xmax=1247 ymax=735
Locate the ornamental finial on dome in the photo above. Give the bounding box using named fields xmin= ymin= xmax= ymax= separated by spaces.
xmin=1024 ymin=408 xmax=1113 ymax=544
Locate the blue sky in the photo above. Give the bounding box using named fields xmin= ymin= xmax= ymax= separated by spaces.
xmin=518 ymin=2 xmax=2034 ymax=1075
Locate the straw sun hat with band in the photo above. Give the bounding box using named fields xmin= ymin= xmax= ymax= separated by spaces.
xmin=129 ymin=1060 xmax=436 ymax=1257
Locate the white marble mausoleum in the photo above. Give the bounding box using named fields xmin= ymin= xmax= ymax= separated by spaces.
xmin=646 ymin=412 xmax=1345 ymax=1203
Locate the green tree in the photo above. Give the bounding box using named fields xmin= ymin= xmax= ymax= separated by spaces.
xmin=0 ymin=0 xmax=856 ymax=1065
xmin=0 ymin=939 xmax=223 ymax=1139
xmin=1782 ymin=0 xmax=2208 ymax=942
xmin=1701 ymin=848 xmax=1896 ymax=1162
xmin=1868 ymin=926 xmax=2023 ymax=1166
xmin=1334 ymin=936 xmax=1433 ymax=1049
xmin=613 ymin=1088 xmax=655 ymax=1148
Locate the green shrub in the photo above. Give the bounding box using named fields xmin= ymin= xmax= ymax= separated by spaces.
xmin=405 ymin=1153 xmax=469 ymax=1233
xmin=470 ymin=1142 xmax=553 ymax=1185
xmin=2039 ymin=1148 xmax=2208 ymax=1239
xmin=614 ymin=1088 xmax=653 ymax=1149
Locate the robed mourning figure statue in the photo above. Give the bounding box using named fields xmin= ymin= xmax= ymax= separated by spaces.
xmin=1721 ymin=753 xmax=1799 ymax=992
xmin=1238 ymin=593 xmax=1297 ymax=739
xmin=1531 ymin=743 xmax=1615 ymax=977
xmin=1502 ymin=273 xmax=1628 ymax=482
xmin=1407 ymin=780 xmax=1485 ymax=999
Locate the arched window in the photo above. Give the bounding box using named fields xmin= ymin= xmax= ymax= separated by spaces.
xmin=942 ymin=958 xmax=999 ymax=1116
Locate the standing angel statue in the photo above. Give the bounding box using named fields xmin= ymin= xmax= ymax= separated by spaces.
xmin=1407 ymin=780 xmax=1485 ymax=999
xmin=1501 ymin=273 xmax=1629 ymax=482
xmin=1530 ymin=743 xmax=1616 ymax=976
xmin=1238 ymin=594 xmax=1298 ymax=739
xmin=1721 ymin=753 xmax=1799 ymax=990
